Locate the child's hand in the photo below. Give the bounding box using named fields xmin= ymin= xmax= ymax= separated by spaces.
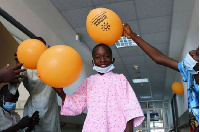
xmin=122 ymin=23 xmax=137 ymax=39
xmin=53 ymin=87 xmax=64 ymax=94
xmin=53 ymin=87 xmax=66 ymax=101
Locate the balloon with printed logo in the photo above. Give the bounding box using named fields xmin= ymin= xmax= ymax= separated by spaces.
xmin=86 ymin=8 xmax=123 ymax=45
xmin=171 ymin=82 xmax=184 ymax=95
xmin=17 ymin=39 xmax=47 ymax=69
xmin=37 ymin=45 xmax=83 ymax=88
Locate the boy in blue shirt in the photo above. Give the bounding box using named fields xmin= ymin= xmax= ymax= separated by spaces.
xmin=123 ymin=23 xmax=199 ymax=132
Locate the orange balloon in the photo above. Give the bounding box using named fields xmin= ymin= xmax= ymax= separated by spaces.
xmin=171 ymin=82 xmax=184 ymax=95
xmin=37 ymin=45 xmax=83 ymax=88
xmin=86 ymin=8 xmax=123 ymax=45
xmin=17 ymin=39 xmax=47 ymax=69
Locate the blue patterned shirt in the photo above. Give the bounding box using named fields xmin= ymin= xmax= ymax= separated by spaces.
xmin=178 ymin=62 xmax=199 ymax=123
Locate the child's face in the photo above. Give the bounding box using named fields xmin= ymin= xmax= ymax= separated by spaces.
xmin=0 ymin=92 xmax=18 ymax=107
xmin=4 ymin=92 xmax=19 ymax=103
xmin=93 ymin=46 xmax=113 ymax=68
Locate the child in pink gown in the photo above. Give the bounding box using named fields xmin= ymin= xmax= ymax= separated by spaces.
xmin=54 ymin=44 xmax=144 ymax=132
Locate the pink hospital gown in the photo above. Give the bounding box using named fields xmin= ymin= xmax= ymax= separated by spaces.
xmin=61 ymin=71 xmax=144 ymax=132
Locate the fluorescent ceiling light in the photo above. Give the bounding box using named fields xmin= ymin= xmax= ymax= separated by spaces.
xmin=140 ymin=96 xmax=152 ymax=99
xmin=115 ymin=36 xmax=137 ymax=48
xmin=132 ymin=78 xmax=149 ymax=83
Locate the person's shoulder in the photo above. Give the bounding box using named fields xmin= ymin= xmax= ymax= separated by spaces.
xmin=112 ymin=72 xmax=125 ymax=77
xmin=81 ymin=74 xmax=96 ymax=83
xmin=112 ymin=72 xmax=127 ymax=79
xmin=0 ymin=107 xmax=3 ymax=114
xmin=11 ymin=111 xmax=20 ymax=118
xmin=0 ymin=107 xmax=19 ymax=118
xmin=88 ymin=73 xmax=98 ymax=78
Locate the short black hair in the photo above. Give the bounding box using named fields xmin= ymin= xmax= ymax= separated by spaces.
xmin=92 ymin=43 xmax=112 ymax=58
xmin=34 ymin=37 xmax=46 ymax=45
xmin=0 ymin=84 xmax=19 ymax=99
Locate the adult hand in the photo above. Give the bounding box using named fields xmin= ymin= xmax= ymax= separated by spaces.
xmin=30 ymin=111 xmax=40 ymax=127
xmin=17 ymin=116 xmax=32 ymax=129
xmin=0 ymin=63 xmax=27 ymax=83
xmin=23 ymin=111 xmax=40 ymax=132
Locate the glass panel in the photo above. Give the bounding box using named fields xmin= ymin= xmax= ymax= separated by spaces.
xmin=150 ymin=129 xmax=164 ymax=132
xmin=164 ymin=102 xmax=168 ymax=109
xmin=150 ymin=109 xmax=164 ymax=128
xmin=149 ymin=101 xmax=163 ymax=108
xmin=164 ymin=108 xmax=169 ymax=127
xmin=136 ymin=110 xmax=147 ymax=128
xmin=140 ymin=102 xmax=147 ymax=109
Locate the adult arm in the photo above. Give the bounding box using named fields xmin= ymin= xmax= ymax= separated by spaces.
xmin=25 ymin=111 xmax=40 ymax=132
xmin=2 ymin=116 xmax=31 ymax=132
xmin=2 ymin=111 xmax=39 ymax=132
xmin=123 ymin=23 xmax=179 ymax=71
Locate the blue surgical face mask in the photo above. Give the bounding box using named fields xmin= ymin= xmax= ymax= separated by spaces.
xmin=93 ymin=64 xmax=115 ymax=73
xmin=183 ymin=53 xmax=199 ymax=75
xmin=2 ymin=96 xmax=16 ymax=111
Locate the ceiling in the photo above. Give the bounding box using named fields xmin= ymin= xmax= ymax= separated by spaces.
xmin=0 ymin=0 xmax=196 ymax=101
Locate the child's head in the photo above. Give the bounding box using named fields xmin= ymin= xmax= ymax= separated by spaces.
xmin=92 ymin=44 xmax=114 ymax=68
xmin=0 ymin=84 xmax=19 ymax=111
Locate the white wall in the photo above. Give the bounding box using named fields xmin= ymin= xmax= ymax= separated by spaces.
xmin=0 ymin=0 xmax=95 ymax=115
